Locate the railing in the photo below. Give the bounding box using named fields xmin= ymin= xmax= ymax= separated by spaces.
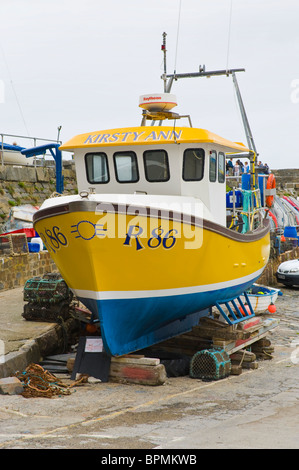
xmin=227 ymin=186 xmax=264 ymax=233
xmin=0 ymin=133 xmax=62 ymax=167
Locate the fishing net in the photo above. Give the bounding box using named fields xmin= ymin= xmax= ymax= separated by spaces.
xmin=15 ymin=363 xmax=87 ymax=398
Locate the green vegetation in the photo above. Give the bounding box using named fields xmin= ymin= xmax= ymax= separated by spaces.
xmin=8 ymin=200 xmax=17 ymax=206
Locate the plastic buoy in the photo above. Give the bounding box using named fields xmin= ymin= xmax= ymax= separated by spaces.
xmin=240 ymin=304 xmax=251 ymax=316
xmin=86 ymin=323 xmax=98 ymax=334
xmin=268 ymin=303 xmax=276 ymax=313
xmin=281 ymin=235 xmax=286 ymax=242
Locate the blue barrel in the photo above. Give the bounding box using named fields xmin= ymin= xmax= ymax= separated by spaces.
xmin=284 ymin=226 xmax=298 ymax=238
xmin=242 ymin=173 xmax=251 ymax=190
xmin=226 ymin=190 xmax=243 ymax=208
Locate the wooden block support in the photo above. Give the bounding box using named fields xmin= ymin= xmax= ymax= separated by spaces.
xmin=67 ymin=355 xmax=167 ymax=386
xmin=230 ymin=350 xmax=256 ymax=362
xmin=253 ymin=338 xmax=271 ymax=348
xmin=237 ymin=317 xmax=261 ymax=330
xmin=109 ymin=361 xmax=166 ymax=386
xmin=232 ymin=360 xmax=259 ymax=370
xmin=230 ymin=364 xmax=242 ymax=375
xmin=110 ymin=356 xmax=160 ymax=366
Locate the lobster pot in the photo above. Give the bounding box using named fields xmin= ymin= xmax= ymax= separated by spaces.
xmin=189 ymin=349 xmax=231 ymax=381
xmin=23 ymin=273 xmax=72 ymax=304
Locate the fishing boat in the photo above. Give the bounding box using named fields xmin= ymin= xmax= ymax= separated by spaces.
xmin=0 ymin=142 xmax=29 ymax=165
xmin=32 ymin=45 xmax=271 ymax=356
xmin=241 ymin=284 xmax=281 ymax=314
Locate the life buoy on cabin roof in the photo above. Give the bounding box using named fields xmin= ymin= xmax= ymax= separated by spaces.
xmin=266 ymin=173 xmax=276 ymax=208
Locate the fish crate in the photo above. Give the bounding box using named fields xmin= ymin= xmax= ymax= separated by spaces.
xmin=0 ymin=233 xmax=28 ymax=256
xmin=190 ymin=348 xmax=231 ymax=381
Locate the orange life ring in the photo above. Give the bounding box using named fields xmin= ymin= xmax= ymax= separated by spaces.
xmin=266 ymin=173 xmax=276 ymax=207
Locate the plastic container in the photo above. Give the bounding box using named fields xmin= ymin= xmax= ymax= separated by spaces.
xmin=242 ymin=173 xmax=251 ymax=190
xmin=226 ymin=190 xmax=243 ymax=208
xmin=284 ymin=226 xmax=298 ymax=238
xmin=31 ymin=237 xmax=44 ymax=251
xmin=28 ymin=242 xmax=40 ymax=253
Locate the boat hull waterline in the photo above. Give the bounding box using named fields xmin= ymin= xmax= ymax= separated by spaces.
xmin=33 ymin=198 xmax=270 ymax=356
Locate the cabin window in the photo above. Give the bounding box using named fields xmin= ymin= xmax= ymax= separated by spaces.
xmin=113 ymin=151 xmax=139 ymax=183
xmin=85 ymin=152 xmax=109 ymax=183
xmin=209 ymin=151 xmax=217 ymax=182
xmin=182 ymin=148 xmax=204 ymax=181
xmin=143 ymin=150 xmax=170 ymax=182
xmin=218 ymin=152 xmax=225 ymax=183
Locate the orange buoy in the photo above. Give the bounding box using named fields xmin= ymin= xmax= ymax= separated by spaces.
xmin=86 ymin=323 xmax=98 ymax=334
xmin=266 ymin=173 xmax=276 ymax=208
xmin=268 ymin=302 xmax=276 ymax=313
xmin=240 ymin=304 xmax=251 ymax=316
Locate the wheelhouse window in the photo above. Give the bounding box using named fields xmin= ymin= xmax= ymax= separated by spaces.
xmin=113 ymin=151 xmax=139 ymax=183
xmin=218 ymin=152 xmax=225 ymax=183
xmin=183 ymin=148 xmax=204 ymax=181
xmin=209 ymin=151 xmax=217 ymax=182
xmin=143 ymin=149 xmax=170 ymax=182
xmin=85 ymin=152 xmax=109 ymax=184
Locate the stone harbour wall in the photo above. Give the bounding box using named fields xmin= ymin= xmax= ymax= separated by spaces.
xmin=0 ymin=238 xmax=298 ymax=293
xmin=272 ymin=168 xmax=299 ymax=195
xmin=0 ymin=161 xmax=77 ymax=233
xmin=0 ymin=251 xmax=57 ymax=291
xmin=227 ymin=168 xmax=299 ymax=197
xmin=0 ymin=165 xmax=298 ymax=292
xmin=257 ymin=246 xmax=299 ymax=287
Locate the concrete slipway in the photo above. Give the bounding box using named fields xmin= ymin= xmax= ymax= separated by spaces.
xmin=0 ymin=285 xmax=298 ymax=449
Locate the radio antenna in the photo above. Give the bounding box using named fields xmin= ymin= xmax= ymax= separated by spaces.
xmin=161 ymin=32 xmax=167 ymax=92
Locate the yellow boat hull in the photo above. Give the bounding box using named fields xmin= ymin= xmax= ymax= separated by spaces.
xmin=34 ymin=199 xmax=270 ymax=355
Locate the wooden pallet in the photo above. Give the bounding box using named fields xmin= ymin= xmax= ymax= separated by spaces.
xmin=144 ymin=316 xmax=279 ymax=377
xmin=67 ymin=317 xmax=278 ymax=383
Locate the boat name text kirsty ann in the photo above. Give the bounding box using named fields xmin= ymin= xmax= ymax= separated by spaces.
xmin=83 ymin=129 xmax=183 ymax=144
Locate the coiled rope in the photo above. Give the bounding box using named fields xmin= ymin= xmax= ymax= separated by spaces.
xmin=15 ymin=363 xmax=87 ymax=398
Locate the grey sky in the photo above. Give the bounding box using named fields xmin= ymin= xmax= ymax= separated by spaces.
xmin=0 ymin=0 xmax=298 ymax=169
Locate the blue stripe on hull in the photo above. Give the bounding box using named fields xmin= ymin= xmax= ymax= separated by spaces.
xmin=78 ymin=276 xmax=259 ymax=356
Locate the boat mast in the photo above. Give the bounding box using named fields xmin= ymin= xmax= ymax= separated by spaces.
xmin=161 ymin=32 xmax=167 ymax=93
xmin=161 ymin=33 xmax=258 ymax=186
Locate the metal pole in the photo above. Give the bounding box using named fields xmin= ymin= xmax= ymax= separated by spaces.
xmin=231 ymin=71 xmax=258 ymax=189
xmin=1 ymin=134 xmax=3 ymax=166
xmin=231 ymin=72 xmax=257 ymax=155
xmin=165 ymin=67 xmax=245 ymax=92
xmin=57 ymin=125 xmax=62 ymax=143
xmin=162 ymin=32 xmax=167 ymax=93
